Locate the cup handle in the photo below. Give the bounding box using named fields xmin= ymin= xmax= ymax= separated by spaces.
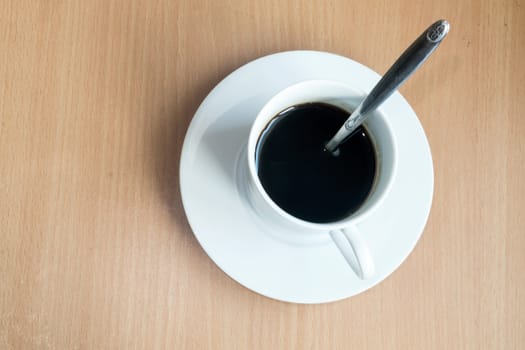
xmin=330 ymin=224 xmax=375 ymax=279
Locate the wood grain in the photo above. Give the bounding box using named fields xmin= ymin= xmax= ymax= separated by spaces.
xmin=1 ymin=0 xmax=524 ymax=349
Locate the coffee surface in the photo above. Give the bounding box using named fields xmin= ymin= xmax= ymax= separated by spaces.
xmin=256 ymin=103 xmax=377 ymax=223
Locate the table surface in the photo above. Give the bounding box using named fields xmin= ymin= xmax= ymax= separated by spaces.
xmin=1 ymin=1 xmax=524 ymax=349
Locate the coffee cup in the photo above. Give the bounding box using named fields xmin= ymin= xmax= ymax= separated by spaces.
xmin=244 ymin=80 xmax=397 ymax=279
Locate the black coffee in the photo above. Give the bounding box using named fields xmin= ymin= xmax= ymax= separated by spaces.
xmin=256 ymin=103 xmax=377 ymax=223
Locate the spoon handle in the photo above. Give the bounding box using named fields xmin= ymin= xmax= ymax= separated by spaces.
xmin=325 ymin=19 xmax=449 ymax=153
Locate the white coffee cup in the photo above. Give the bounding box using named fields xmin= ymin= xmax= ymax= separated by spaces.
xmin=245 ymin=80 xmax=397 ymax=279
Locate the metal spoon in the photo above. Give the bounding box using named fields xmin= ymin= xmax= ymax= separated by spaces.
xmin=325 ymin=19 xmax=450 ymax=154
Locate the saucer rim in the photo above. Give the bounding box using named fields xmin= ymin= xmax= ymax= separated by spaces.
xmin=179 ymin=50 xmax=434 ymax=304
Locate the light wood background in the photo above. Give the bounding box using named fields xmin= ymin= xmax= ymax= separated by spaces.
xmin=1 ymin=0 xmax=524 ymax=349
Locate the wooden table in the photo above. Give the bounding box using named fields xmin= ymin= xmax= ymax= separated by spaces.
xmin=1 ymin=1 xmax=524 ymax=349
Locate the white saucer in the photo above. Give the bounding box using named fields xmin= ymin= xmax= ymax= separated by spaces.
xmin=180 ymin=51 xmax=433 ymax=304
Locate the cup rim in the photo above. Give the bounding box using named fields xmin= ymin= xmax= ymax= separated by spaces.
xmin=247 ymin=79 xmax=398 ymax=230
